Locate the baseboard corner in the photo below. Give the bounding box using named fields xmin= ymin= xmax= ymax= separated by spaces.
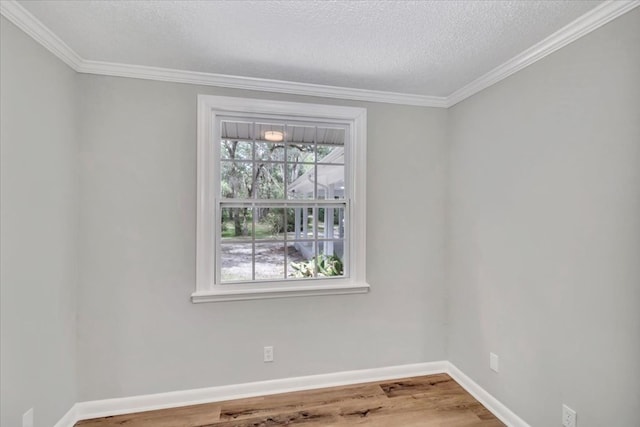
xmin=446 ymin=361 xmax=530 ymax=427
xmin=53 ymin=404 xmax=79 ymax=427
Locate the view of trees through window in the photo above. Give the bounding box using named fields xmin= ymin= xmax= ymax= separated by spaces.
xmin=218 ymin=119 xmax=348 ymax=283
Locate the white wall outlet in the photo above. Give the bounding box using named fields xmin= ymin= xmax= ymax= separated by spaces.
xmin=490 ymin=352 xmax=499 ymax=372
xmin=22 ymin=408 xmax=34 ymax=427
xmin=263 ymin=346 xmax=274 ymax=362
xmin=562 ymin=404 xmax=577 ymax=427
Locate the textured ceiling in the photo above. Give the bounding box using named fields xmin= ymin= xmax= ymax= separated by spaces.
xmin=16 ymin=0 xmax=603 ymax=97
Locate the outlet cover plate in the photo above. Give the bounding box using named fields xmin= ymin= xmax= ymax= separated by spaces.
xmin=562 ymin=404 xmax=577 ymax=427
xmin=490 ymin=352 xmax=499 ymax=372
xmin=22 ymin=408 xmax=34 ymax=427
xmin=263 ymin=346 xmax=274 ymax=362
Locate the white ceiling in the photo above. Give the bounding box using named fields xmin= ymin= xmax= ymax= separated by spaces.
xmin=10 ymin=0 xmax=609 ymax=98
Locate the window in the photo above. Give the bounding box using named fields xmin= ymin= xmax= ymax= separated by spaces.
xmin=193 ymin=95 xmax=368 ymax=302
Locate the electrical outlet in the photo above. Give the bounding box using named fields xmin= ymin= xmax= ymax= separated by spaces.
xmin=490 ymin=352 xmax=499 ymax=372
xmin=263 ymin=346 xmax=274 ymax=362
xmin=562 ymin=404 xmax=577 ymax=427
xmin=22 ymin=408 xmax=34 ymax=427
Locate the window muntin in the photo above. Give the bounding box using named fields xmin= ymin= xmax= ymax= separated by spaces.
xmin=217 ymin=117 xmax=348 ymax=284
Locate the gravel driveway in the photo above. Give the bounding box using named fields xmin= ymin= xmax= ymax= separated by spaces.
xmin=221 ymin=242 xmax=305 ymax=281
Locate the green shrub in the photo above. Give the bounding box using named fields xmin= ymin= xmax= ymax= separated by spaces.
xmin=290 ymin=254 xmax=343 ymax=278
xmin=264 ymin=211 xmax=284 ymax=235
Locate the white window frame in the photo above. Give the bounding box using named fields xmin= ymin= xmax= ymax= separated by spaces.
xmin=193 ymin=95 xmax=368 ymax=303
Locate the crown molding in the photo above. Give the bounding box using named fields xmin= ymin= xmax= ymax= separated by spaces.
xmin=0 ymin=0 xmax=447 ymax=108
xmin=0 ymin=0 xmax=445 ymax=108
xmin=445 ymin=0 xmax=640 ymax=107
xmin=0 ymin=0 xmax=82 ymax=70
xmin=2 ymin=0 xmax=638 ymax=109
xmin=77 ymin=59 xmax=449 ymax=107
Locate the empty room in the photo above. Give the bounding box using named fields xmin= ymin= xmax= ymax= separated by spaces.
xmin=1 ymin=1 xmax=638 ymax=426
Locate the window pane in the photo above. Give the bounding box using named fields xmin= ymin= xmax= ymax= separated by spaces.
xmin=315 ymin=165 xmax=345 ymax=200
xmin=255 ymin=243 xmax=285 ymax=280
xmin=255 ymin=162 xmax=285 ymax=199
xmin=221 ymin=161 xmax=252 ymax=199
xmin=317 ymin=241 xmax=345 ymax=277
xmin=220 ymin=140 xmax=252 ymax=161
xmin=221 ymin=120 xmax=253 ymax=141
xmin=316 ymin=145 xmax=344 ymax=164
xmin=316 ymin=127 xmax=344 ymax=164
xmin=256 ymin=141 xmax=285 ymax=161
xmin=288 ymin=206 xmax=314 ymax=239
xmin=288 ymin=241 xmax=316 ymax=279
xmin=220 ymin=207 xmax=253 ymax=240
xmin=287 ymin=142 xmax=315 ymax=163
xmin=316 ymin=207 xmax=345 ymax=239
xmin=316 ymin=127 xmax=345 ymax=146
xmin=256 ymin=123 xmax=285 ymax=144
xmin=287 ymin=164 xmax=315 ymax=199
xmin=286 ymin=243 xmax=307 ymax=278
xmin=221 ymin=243 xmax=253 ymax=282
xmin=287 ymin=125 xmax=315 ymax=144
xmin=287 ymin=164 xmax=346 ymax=199
xmin=255 ymin=207 xmax=285 ymax=240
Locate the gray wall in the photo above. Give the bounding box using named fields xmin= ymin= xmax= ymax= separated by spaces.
xmin=76 ymin=76 xmax=448 ymax=400
xmin=447 ymin=9 xmax=640 ymax=427
xmin=0 ymin=18 xmax=78 ymax=427
xmin=3 ymin=5 xmax=639 ymax=426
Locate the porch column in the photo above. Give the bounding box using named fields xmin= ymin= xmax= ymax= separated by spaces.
xmin=294 ymin=208 xmax=301 ymax=239
xmin=325 ymin=184 xmax=334 ymax=255
xmin=302 ymin=207 xmax=308 ymax=238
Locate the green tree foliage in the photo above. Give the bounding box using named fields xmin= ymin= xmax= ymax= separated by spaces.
xmin=221 ymin=139 xmax=319 ymax=237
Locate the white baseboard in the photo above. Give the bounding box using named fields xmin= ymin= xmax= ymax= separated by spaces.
xmin=73 ymin=361 xmax=447 ymax=422
xmin=56 ymin=360 xmax=529 ymax=427
xmin=446 ymin=362 xmax=531 ymax=427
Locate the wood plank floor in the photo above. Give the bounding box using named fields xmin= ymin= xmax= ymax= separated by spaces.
xmin=75 ymin=373 xmax=505 ymax=427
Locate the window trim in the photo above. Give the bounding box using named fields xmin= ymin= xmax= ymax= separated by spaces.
xmin=193 ymin=95 xmax=368 ymax=303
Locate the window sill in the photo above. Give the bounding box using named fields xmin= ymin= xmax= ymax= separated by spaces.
xmin=191 ymin=282 xmax=370 ymax=303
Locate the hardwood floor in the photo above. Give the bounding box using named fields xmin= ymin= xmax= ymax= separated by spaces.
xmin=75 ymin=373 xmax=504 ymax=427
